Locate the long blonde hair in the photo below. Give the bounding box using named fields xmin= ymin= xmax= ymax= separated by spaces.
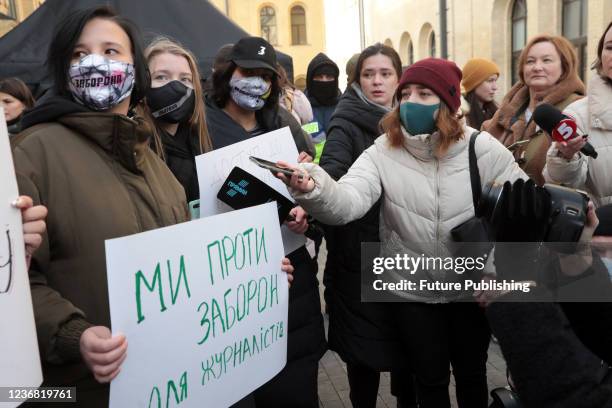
xmin=143 ymin=37 xmax=212 ymax=158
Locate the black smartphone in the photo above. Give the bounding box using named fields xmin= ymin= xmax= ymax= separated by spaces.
xmin=249 ymin=156 xmax=295 ymax=177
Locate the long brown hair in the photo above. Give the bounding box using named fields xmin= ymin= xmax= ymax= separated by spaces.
xmin=517 ymin=35 xmax=580 ymax=85
xmin=142 ymin=37 xmax=212 ymax=158
xmin=381 ymin=96 xmax=463 ymax=154
xmin=464 ymin=90 xmax=498 ymax=130
xmin=0 ymin=77 xmax=35 ymax=109
xmin=593 ymin=21 xmax=612 ymax=83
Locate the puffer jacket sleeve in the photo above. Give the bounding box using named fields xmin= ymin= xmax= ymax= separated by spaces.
xmin=475 ymin=131 xmax=528 ymax=184
xmin=291 ymin=146 xmax=382 ymax=225
xmin=542 ymin=102 xmax=588 ymax=188
xmin=13 ymin=144 xmax=88 ymax=364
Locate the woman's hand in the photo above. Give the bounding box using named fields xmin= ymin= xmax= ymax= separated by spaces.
xmin=578 ymin=201 xmax=599 ymax=242
xmin=274 ymin=161 xmax=315 ymax=193
xmin=297 ymin=152 xmax=313 ymax=163
xmin=80 ymin=326 xmax=128 ymax=383
xmin=281 ymin=257 xmax=294 ymax=287
xmin=285 ymin=206 xmax=309 ymax=235
xmin=556 ymin=201 xmax=597 ymax=278
xmin=13 ymin=196 xmax=47 ymax=268
xmin=556 ymin=137 xmax=587 ymax=160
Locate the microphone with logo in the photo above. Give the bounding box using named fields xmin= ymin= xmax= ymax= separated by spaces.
xmin=533 ymin=103 xmax=598 ymax=159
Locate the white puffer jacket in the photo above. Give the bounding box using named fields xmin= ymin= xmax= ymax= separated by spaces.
xmin=543 ymin=75 xmax=612 ymax=207
xmin=294 ymin=125 xmax=526 ymax=302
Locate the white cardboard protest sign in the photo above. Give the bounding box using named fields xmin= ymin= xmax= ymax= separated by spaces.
xmin=195 ymin=127 xmax=306 ymax=255
xmin=106 ymin=202 xmax=288 ymax=408
xmin=0 ymin=108 xmax=43 ymax=407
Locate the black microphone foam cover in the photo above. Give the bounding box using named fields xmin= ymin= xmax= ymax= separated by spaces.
xmin=533 ymin=103 xmax=565 ymax=135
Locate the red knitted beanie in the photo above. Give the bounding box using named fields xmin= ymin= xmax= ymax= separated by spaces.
xmin=397 ymin=58 xmax=462 ymax=112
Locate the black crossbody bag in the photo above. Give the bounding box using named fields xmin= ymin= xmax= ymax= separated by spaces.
xmin=450 ymin=131 xmax=494 ymax=256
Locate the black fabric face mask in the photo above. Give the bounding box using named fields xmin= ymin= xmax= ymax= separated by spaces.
xmin=147 ymin=80 xmax=196 ymax=124
xmin=310 ymin=80 xmax=338 ymax=106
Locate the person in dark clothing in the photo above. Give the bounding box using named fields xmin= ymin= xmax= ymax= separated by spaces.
xmin=0 ymin=77 xmax=35 ymax=137
xmin=142 ymin=37 xmax=213 ymax=203
xmin=319 ymin=43 xmax=416 ymax=408
xmin=11 ymin=7 xmax=188 ymax=407
xmin=304 ymin=52 xmax=341 ymax=163
xmin=206 ymin=36 xmax=324 ymax=408
xmin=485 ymin=180 xmax=612 ymax=408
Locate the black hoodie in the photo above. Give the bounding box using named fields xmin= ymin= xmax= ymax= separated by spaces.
xmin=305 ymin=52 xmax=340 ymax=106
xmin=304 ymin=53 xmax=340 ymax=143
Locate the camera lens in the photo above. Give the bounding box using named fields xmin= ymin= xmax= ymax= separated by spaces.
xmin=477 ymin=181 xmax=504 ymax=223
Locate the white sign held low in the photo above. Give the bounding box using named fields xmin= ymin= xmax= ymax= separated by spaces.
xmin=0 ymin=108 xmax=42 ymax=408
xmin=196 ymin=127 xmax=306 ymax=255
xmin=106 ymin=202 xmax=288 ymax=408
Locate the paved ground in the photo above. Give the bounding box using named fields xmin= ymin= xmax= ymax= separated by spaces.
xmin=314 ymin=241 xmax=509 ymax=408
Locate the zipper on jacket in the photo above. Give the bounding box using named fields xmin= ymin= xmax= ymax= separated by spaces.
xmin=434 ymin=157 xmax=440 ymax=257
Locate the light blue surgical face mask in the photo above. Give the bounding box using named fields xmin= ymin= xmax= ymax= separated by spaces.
xmin=399 ymin=102 xmax=440 ymax=136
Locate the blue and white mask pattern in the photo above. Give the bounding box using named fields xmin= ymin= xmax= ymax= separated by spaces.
xmin=229 ymin=76 xmax=271 ymax=111
xmin=68 ymin=54 xmax=135 ymax=111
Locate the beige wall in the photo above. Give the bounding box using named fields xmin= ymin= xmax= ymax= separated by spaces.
xmin=0 ymin=0 xmax=43 ymax=37
xmin=365 ymin=0 xmax=612 ymax=97
xmin=210 ymin=0 xmax=327 ymax=87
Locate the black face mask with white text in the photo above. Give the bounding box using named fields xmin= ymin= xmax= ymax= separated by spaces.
xmin=147 ymin=80 xmax=196 ymax=124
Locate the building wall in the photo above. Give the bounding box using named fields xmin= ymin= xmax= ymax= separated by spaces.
xmin=210 ymin=0 xmax=326 ymax=88
xmin=322 ymin=0 xmax=362 ymax=90
xmin=363 ymin=0 xmax=612 ymax=97
xmin=0 ymin=0 xmax=43 ymax=37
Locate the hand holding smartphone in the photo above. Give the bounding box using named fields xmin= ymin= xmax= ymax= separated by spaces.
xmin=249 ymin=156 xmax=310 ymax=181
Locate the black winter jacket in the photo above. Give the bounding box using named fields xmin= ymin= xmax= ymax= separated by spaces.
xmin=318 ymin=86 xmax=402 ymax=370
xmin=153 ymin=124 xmax=201 ymax=203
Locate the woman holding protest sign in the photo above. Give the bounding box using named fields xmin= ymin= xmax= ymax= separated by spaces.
xmin=206 ymin=37 xmax=325 ymax=408
xmin=11 ymin=8 xmax=293 ymax=408
xmin=275 ymin=58 xmax=527 ymax=408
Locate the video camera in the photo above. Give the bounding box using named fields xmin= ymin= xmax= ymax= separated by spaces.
xmin=478 ymin=182 xmax=589 ymax=243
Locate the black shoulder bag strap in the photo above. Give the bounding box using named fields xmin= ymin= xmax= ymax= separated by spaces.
xmin=469 ymin=131 xmax=482 ymax=212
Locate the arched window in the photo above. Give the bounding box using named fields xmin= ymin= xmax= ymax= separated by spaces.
xmin=260 ymin=6 xmax=277 ymax=45
xmin=563 ymin=0 xmax=588 ymax=79
xmin=511 ymin=0 xmax=527 ymax=83
xmin=408 ymin=41 xmax=414 ymax=65
xmin=429 ymin=31 xmax=436 ymax=57
xmin=291 ymin=5 xmax=307 ymax=45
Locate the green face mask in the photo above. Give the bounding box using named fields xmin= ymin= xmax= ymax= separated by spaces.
xmin=399 ymin=102 xmax=440 ymax=135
